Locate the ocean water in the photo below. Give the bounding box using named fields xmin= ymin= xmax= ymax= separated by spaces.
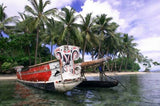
xmin=0 ymin=72 xmax=160 ymax=106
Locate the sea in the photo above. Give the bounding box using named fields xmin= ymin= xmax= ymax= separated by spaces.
xmin=0 ymin=72 xmax=160 ymax=106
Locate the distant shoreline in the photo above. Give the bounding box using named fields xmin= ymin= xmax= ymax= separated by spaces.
xmin=0 ymin=72 xmax=148 ymax=80
xmin=85 ymin=71 xmax=147 ymax=77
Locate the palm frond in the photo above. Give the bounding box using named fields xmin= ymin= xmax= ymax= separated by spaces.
xmin=39 ymin=0 xmax=43 ymax=13
xmin=43 ymin=8 xmax=56 ymax=16
xmin=56 ymin=15 xmax=65 ymax=23
xmin=3 ymin=16 xmax=18 ymax=24
xmin=25 ymin=5 xmax=37 ymax=16
xmin=58 ymin=27 xmax=68 ymax=43
xmin=30 ymin=0 xmax=39 ymax=13
xmin=43 ymin=0 xmax=50 ymax=9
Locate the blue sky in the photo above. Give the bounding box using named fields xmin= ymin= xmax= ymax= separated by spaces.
xmin=1 ymin=0 xmax=160 ymax=71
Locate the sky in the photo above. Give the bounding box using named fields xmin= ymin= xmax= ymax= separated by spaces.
xmin=1 ymin=0 xmax=160 ymax=71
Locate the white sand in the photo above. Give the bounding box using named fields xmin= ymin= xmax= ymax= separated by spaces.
xmin=0 ymin=74 xmax=17 ymax=80
xmin=85 ymin=72 xmax=147 ymax=77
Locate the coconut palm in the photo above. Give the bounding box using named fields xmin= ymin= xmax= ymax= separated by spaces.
xmin=0 ymin=4 xmax=6 ymax=22
xmin=0 ymin=4 xmax=17 ymax=37
xmin=94 ymin=14 xmax=113 ymax=59
xmin=79 ymin=13 xmax=98 ymax=62
xmin=17 ymin=13 xmax=35 ymax=33
xmin=16 ymin=13 xmax=37 ymax=65
xmin=41 ymin=18 xmax=64 ymax=60
xmin=122 ymin=33 xmax=137 ymax=71
xmin=142 ymin=56 xmax=152 ymax=71
xmin=25 ymin=0 xmax=56 ymax=64
xmin=106 ymin=32 xmax=121 ymax=71
xmin=0 ymin=4 xmax=6 ymax=37
xmin=117 ymin=36 xmax=127 ymax=71
xmin=57 ymin=7 xmax=82 ymax=45
xmin=103 ymin=22 xmax=120 ymax=55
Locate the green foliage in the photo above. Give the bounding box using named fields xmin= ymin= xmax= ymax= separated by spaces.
xmin=74 ymin=58 xmax=83 ymax=63
xmin=0 ymin=4 xmax=7 ymax=22
xmin=153 ymin=61 xmax=160 ymax=66
xmin=107 ymin=57 xmax=140 ymax=72
xmin=1 ymin=62 xmax=17 ymax=72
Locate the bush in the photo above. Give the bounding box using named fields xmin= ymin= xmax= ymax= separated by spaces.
xmin=1 ymin=62 xmax=17 ymax=73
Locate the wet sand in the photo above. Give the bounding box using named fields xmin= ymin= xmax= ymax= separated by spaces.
xmin=0 ymin=72 xmax=147 ymax=80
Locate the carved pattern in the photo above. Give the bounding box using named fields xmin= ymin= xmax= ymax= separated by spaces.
xmin=54 ymin=45 xmax=81 ymax=74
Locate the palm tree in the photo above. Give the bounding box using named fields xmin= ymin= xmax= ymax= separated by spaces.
xmin=17 ymin=13 xmax=35 ymax=33
xmin=106 ymin=32 xmax=121 ymax=71
xmin=122 ymin=33 xmax=137 ymax=71
xmin=103 ymin=22 xmax=120 ymax=55
xmin=94 ymin=14 xmax=113 ymax=59
xmin=79 ymin=13 xmax=98 ymax=62
xmin=117 ymin=36 xmax=126 ymax=71
xmin=57 ymin=7 xmax=82 ymax=45
xmin=16 ymin=13 xmax=37 ymax=65
xmin=130 ymin=48 xmax=141 ymax=71
xmin=0 ymin=4 xmax=17 ymax=37
xmin=142 ymin=56 xmax=152 ymax=71
xmin=0 ymin=4 xmax=6 ymax=22
xmin=25 ymin=0 xmax=56 ymax=64
xmin=41 ymin=18 xmax=64 ymax=60
xmin=0 ymin=4 xmax=6 ymax=37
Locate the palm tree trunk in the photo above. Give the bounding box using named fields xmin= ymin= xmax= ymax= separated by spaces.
xmin=35 ymin=27 xmax=39 ymax=64
xmin=106 ymin=46 xmax=109 ymax=56
xmin=132 ymin=63 xmax=135 ymax=72
xmin=98 ymin=41 xmax=101 ymax=59
xmin=91 ymin=52 xmax=94 ymax=60
xmin=106 ymin=62 xmax=110 ymax=71
xmin=82 ymin=38 xmax=87 ymax=62
xmin=91 ymin=48 xmax=95 ymax=60
xmin=110 ymin=63 xmax=113 ymax=72
xmin=66 ymin=32 xmax=70 ymax=45
xmin=50 ymin=42 xmax=53 ymax=60
xmin=114 ymin=62 xmax=117 ymax=71
xmin=119 ymin=59 xmax=123 ymax=72
xmin=125 ymin=59 xmax=128 ymax=71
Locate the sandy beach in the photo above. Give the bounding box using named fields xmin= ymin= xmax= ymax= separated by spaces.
xmin=85 ymin=71 xmax=147 ymax=77
xmin=0 ymin=72 xmax=147 ymax=80
xmin=0 ymin=74 xmax=17 ymax=80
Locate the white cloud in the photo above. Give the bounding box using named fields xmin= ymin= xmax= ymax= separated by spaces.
xmin=118 ymin=0 xmax=160 ymax=39
xmin=129 ymin=25 xmax=146 ymax=38
xmin=108 ymin=0 xmax=160 ymax=66
xmin=136 ymin=37 xmax=160 ymax=52
xmin=136 ymin=37 xmax=160 ymax=64
xmin=135 ymin=37 xmax=160 ymax=71
xmin=0 ymin=0 xmax=73 ymax=17
xmin=79 ymin=0 xmax=125 ymax=28
xmin=0 ymin=0 xmax=29 ymax=17
xmin=50 ymin=0 xmax=73 ymax=8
